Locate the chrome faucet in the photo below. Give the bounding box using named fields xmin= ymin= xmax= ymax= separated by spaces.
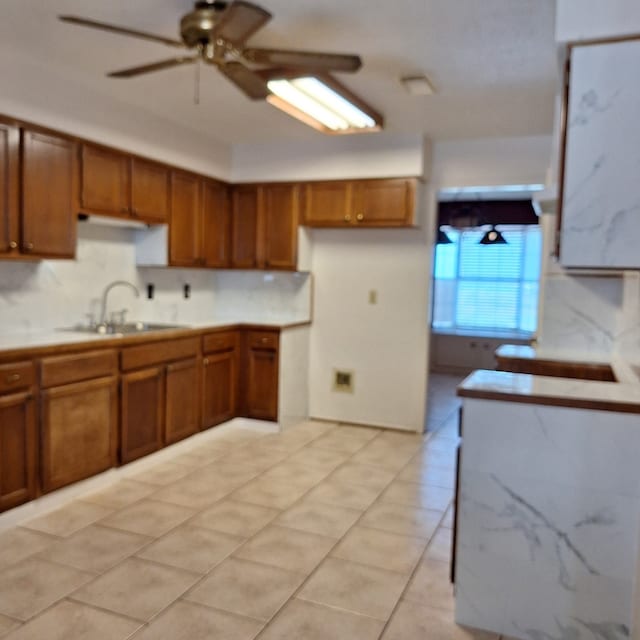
xmin=99 ymin=281 xmax=140 ymax=326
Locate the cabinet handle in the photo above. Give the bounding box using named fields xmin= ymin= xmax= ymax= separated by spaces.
xmin=356 ymin=213 xmax=364 ymax=221
xmin=344 ymin=214 xmax=351 ymax=222
xmin=261 ymin=337 xmax=269 ymax=343
xmin=23 ymin=242 xmax=34 ymax=251
xmin=6 ymin=373 xmax=21 ymax=384
xmin=9 ymin=241 xmax=17 ymax=249
xmin=203 ymin=358 xmax=209 ymax=366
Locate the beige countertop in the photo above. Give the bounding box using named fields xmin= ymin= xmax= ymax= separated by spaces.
xmin=0 ymin=315 xmax=311 ymax=359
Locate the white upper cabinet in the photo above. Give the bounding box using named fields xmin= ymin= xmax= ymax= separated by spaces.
xmin=559 ymin=38 xmax=640 ymax=269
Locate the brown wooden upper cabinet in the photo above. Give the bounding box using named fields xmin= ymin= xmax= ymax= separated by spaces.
xmin=231 ymin=183 xmax=299 ymax=270
xmin=21 ymin=128 xmax=78 ymax=258
xmin=81 ymin=144 xmax=169 ymax=224
xmin=0 ymin=122 xmax=77 ymax=260
xmin=169 ymin=172 xmax=230 ymax=268
xmin=302 ymin=178 xmax=416 ymax=228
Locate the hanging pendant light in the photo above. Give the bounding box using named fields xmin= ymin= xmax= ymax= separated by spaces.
xmin=479 ymin=225 xmax=507 ymax=245
xmin=437 ymin=228 xmax=453 ymax=245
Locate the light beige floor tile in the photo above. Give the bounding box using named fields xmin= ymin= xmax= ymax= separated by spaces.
xmin=23 ymin=501 xmax=114 ymax=538
xmin=304 ymin=479 xmax=382 ymax=511
xmin=230 ymin=478 xmax=309 ymax=510
xmin=40 ymin=524 xmax=151 ymax=573
xmin=310 ymin=430 xmax=374 ymax=454
xmin=259 ymin=598 xmax=383 ymax=640
xmin=0 ymin=527 xmax=56 ymax=571
xmin=0 ymin=557 xmax=94 ymax=621
xmin=71 ymin=557 xmax=199 ymax=622
xmin=286 ymin=447 xmax=350 ymax=472
xmin=424 ymin=527 xmax=453 ymax=563
xmin=350 ymin=442 xmax=416 ymax=471
xmin=170 ymin=448 xmax=225 ymax=468
xmin=442 ymin=505 xmax=454 ymax=529
xmin=398 ymin=460 xmax=456 ymax=486
xmin=374 ymin=431 xmax=424 ymax=451
xmin=380 ymin=480 xmax=453 ymax=511
xmin=129 ymin=462 xmax=192 ymax=486
xmin=298 ymin=557 xmax=408 ymax=621
xmin=261 ymin=462 xmax=330 ymax=487
xmin=331 ymin=526 xmax=426 ymax=574
xmin=0 ymin=613 xmax=19 ymax=637
xmin=98 ymin=500 xmax=195 ymax=538
xmin=403 ymin=558 xmax=454 ymax=610
xmin=137 ymin=525 xmax=243 ymax=573
xmin=3 ymin=600 xmax=142 ymax=640
xmin=222 ymin=449 xmax=288 ymax=472
xmin=359 ymin=501 xmax=442 ymax=539
xmin=336 ymin=425 xmax=380 ymax=439
xmin=287 ymin=420 xmax=338 ymax=436
xmin=412 ymin=447 xmax=457 ymax=469
xmin=186 ymin=557 xmax=305 ymax=621
xmin=82 ymin=479 xmax=157 ymax=509
xmin=188 ymin=463 xmax=259 ymax=487
xmin=150 ymin=476 xmax=237 ymax=509
xmin=234 ymin=525 xmax=335 ymax=574
xmin=330 ymin=463 xmax=395 ymax=490
xmin=382 ymin=599 xmax=498 ymax=640
xmin=274 ymin=500 xmax=361 ymax=538
xmin=191 ymin=500 xmax=279 ymax=538
xmin=129 ymin=600 xmax=263 ymax=640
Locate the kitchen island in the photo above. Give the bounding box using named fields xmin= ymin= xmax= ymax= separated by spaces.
xmin=454 ymin=365 xmax=640 ymax=640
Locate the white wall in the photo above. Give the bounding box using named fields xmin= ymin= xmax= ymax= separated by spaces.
xmin=556 ymin=0 xmax=640 ymax=42
xmin=0 ymin=47 xmax=231 ymax=181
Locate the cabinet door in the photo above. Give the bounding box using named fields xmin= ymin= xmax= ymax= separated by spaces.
xmin=0 ymin=391 xmax=36 ymax=513
xmin=170 ymin=171 xmax=201 ymax=266
xmin=41 ymin=377 xmax=117 ymax=493
xmin=22 ymin=129 xmax=77 ymax=258
xmin=263 ymin=183 xmax=299 ymax=270
xmin=202 ymin=179 xmax=231 ymax=268
xmin=121 ymin=367 xmax=164 ymax=463
xmin=0 ymin=120 xmax=19 ymax=255
xmin=302 ymin=181 xmax=352 ymax=226
xmin=353 ymin=178 xmax=415 ymax=226
xmin=231 ymin=185 xmax=259 ymax=268
xmin=165 ymin=358 xmax=200 ymax=445
xmin=245 ymin=346 xmax=278 ymax=421
xmin=202 ymin=350 xmax=237 ymax=428
xmin=131 ymin=158 xmax=170 ymax=223
xmin=81 ymin=144 xmax=130 ymax=216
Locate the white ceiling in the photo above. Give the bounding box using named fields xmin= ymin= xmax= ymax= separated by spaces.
xmin=0 ymin=0 xmax=558 ymax=145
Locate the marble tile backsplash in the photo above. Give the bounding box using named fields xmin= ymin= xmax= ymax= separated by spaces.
xmin=0 ymin=225 xmax=311 ymax=334
xmin=537 ymin=214 xmax=640 ymax=359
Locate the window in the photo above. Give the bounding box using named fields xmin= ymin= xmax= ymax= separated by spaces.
xmin=432 ymin=225 xmax=542 ymax=335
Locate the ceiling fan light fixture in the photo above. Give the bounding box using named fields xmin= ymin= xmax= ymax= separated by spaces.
xmin=265 ymin=73 xmax=383 ymax=134
xmin=400 ymin=74 xmax=435 ymax=96
xmin=479 ymin=225 xmax=508 ymax=245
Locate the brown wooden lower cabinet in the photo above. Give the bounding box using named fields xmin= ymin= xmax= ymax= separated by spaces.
xmin=244 ymin=331 xmax=279 ymax=421
xmin=165 ymin=357 xmax=200 ymax=444
xmin=0 ymin=390 xmax=37 ymax=513
xmin=121 ymin=367 xmax=164 ymax=464
xmin=202 ymin=350 xmax=237 ymax=428
xmin=41 ymin=377 xmax=117 ymax=492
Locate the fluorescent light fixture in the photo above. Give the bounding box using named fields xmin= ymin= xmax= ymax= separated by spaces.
xmin=264 ymin=72 xmax=383 ymax=134
xmin=438 ymin=184 xmax=545 ymax=201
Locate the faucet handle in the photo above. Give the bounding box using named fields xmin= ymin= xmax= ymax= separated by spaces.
xmin=113 ymin=308 xmax=129 ymax=325
xmin=84 ymin=312 xmax=96 ymax=328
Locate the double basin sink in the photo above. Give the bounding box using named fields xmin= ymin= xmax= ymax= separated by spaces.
xmin=60 ymin=322 xmax=187 ymax=335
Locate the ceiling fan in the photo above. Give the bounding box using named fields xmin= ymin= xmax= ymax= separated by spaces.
xmin=59 ymin=0 xmax=362 ymax=101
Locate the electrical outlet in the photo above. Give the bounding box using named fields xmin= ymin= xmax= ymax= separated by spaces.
xmin=333 ymin=369 xmax=354 ymax=393
xmin=368 ymin=290 xmax=378 ymax=304
xmin=183 ymin=284 xmax=191 ymax=299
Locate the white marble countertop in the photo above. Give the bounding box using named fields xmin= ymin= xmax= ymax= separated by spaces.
xmin=458 ymin=369 xmax=640 ymax=413
xmin=0 ymin=315 xmax=311 ymax=354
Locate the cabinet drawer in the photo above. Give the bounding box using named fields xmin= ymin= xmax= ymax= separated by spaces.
xmin=247 ymin=330 xmax=279 ymax=350
xmin=0 ymin=361 xmax=35 ymax=394
xmin=121 ymin=337 xmax=199 ymax=371
xmin=203 ymin=331 xmax=238 ymax=354
xmin=40 ymin=350 xmax=118 ymax=388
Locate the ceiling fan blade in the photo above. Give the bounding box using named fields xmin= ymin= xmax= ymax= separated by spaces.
xmin=218 ymin=61 xmax=270 ymax=100
xmin=243 ymin=48 xmax=362 ymax=72
xmin=108 ymin=57 xmax=197 ymax=78
xmin=59 ymin=15 xmax=185 ymax=48
xmin=213 ymin=1 xmax=272 ymax=47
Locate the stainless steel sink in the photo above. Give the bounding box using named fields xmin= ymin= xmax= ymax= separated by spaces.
xmin=59 ymin=322 xmax=187 ymax=335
